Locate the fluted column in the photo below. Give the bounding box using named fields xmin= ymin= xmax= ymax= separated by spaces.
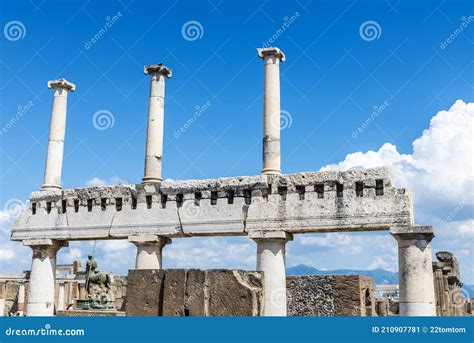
xmin=41 ymin=78 xmax=75 ymax=191
xmin=391 ymin=226 xmax=436 ymax=316
xmin=257 ymin=47 xmax=285 ymax=176
xmin=129 ymin=235 xmax=171 ymax=269
xmin=143 ymin=64 xmax=172 ymax=183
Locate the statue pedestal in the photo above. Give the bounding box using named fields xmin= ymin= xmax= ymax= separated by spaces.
xmin=76 ymin=283 xmax=116 ymax=310
xmin=57 ymin=310 xmax=125 ymax=317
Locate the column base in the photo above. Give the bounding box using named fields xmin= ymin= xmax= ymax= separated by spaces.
xmin=142 ymin=177 xmax=162 ymax=183
xmin=40 ymin=184 xmax=62 ymax=191
xmin=399 ymin=302 xmax=437 ymax=316
xmin=261 ymin=168 xmax=281 ymax=175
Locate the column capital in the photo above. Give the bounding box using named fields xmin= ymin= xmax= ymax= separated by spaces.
xmin=128 ymin=234 xmax=172 ymax=246
xmin=23 ymin=239 xmax=69 ymax=250
xmin=47 ymin=78 xmax=76 ymax=92
xmin=390 ymin=226 xmax=434 ymax=242
xmin=257 ymin=47 xmax=286 ymax=62
xmin=249 ymin=230 xmax=293 ymax=242
xmin=144 ymin=63 xmax=172 ymax=78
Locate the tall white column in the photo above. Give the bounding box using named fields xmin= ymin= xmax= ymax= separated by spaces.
xmin=41 ymin=78 xmax=76 ymax=191
xmin=0 ymin=283 xmax=5 ymax=317
xmin=250 ymin=231 xmax=293 ymax=316
xmin=17 ymin=283 xmax=25 ymax=315
xmin=257 ymin=47 xmax=285 ymax=176
xmin=23 ymin=239 xmax=68 ymax=316
xmin=143 ymin=64 xmax=172 ymax=183
xmin=129 ymin=235 xmax=171 ymax=269
xmin=57 ymin=282 xmax=65 ymax=311
xmin=391 ymin=226 xmax=436 ymax=316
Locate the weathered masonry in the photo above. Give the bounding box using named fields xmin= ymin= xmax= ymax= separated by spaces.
xmin=11 ymin=47 xmax=437 ymax=317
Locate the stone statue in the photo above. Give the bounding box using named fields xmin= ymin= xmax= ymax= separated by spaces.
xmin=76 ymin=256 xmax=115 ymax=310
xmin=85 ymin=255 xmax=113 ymax=291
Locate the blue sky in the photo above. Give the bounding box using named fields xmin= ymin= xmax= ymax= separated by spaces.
xmin=0 ymin=1 xmax=473 ymax=283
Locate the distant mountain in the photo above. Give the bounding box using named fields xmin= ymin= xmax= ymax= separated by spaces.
xmin=286 ymin=264 xmax=399 ymax=285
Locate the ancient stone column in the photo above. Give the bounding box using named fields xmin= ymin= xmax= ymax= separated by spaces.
xmin=257 ymin=47 xmax=285 ymax=176
xmin=17 ymin=283 xmax=25 ymax=315
xmin=0 ymin=283 xmax=5 ymax=317
xmin=78 ymin=283 xmax=86 ymax=300
xmin=57 ymin=282 xmax=65 ymax=311
xmin=129 ymin=235 xmax=172 ymax=269
xmin=250 ymin=231 xmax=293 ymax=316
xmin=391 ymin=226 xmax=436 ymax=316
xmin=41 ymin=79 xmax=76 ymax=191
xmin=142 ymin=64 xmax=172 ymax=183
xmin=23 ymin=239 xmax=68 ymax=316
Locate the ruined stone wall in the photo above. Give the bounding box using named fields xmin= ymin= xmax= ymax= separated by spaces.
xmin=0 ymin=276 xmax=127 ymax=315
xmin=286 ymin=275 xmax=376 ymax=316
xmin=126 ymin=269 xmax=263 ymax=316
xmin=0 ymin=280 xmax=28 ymax=316
xmin=433 ymin=251 xmax=470 ymax=316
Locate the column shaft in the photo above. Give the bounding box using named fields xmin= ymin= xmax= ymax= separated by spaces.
xmin=17 ymin=284 xmax=25 ymax=314
xmin=57 ymin=282 xmax=65 ymax=311
xmin=129 ymin=235 xmax=171 ymax=269
xmin=143 ymin=64 xmax=172 ymax=183
xmin=41 ymin=79 xmax=75 ymax=191
xmin=251 ymin=231 xmax=292 ymax=316
xmin=391 ymin=227 xmax=436 ymax=316
xmin=258 ymin=47 xmax=285 ymax=175
xmin=24 ymin=240 xmax=67 ymax=316
xmin=0 ymin=283 xmax=5 ymax=317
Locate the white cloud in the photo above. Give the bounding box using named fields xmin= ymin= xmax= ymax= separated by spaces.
xmin=61 ymin=247 xmax=82 ymax=261
xmin=322 ymin=100 xmax=474 ymax=221
xmin=0 ymin=248 xmax=15 ymax=261
xmin=321 ymin=100 xmax=474 ymax=282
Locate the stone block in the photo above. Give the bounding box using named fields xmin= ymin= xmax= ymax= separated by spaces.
xmin=125 ymin=269 xmax=164 ymax=316
xmin=162 ymin=269 xmax=186 ymax=316
xmin=185 ymin=269 xmax=205 ymax=316
xmin=125 ymin=269 xmax=263 ymax=316
xmin=207 ymin=270 xmax=263 ymax=316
